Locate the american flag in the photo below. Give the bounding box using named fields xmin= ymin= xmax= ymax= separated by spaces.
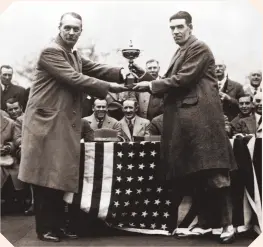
xmin=64 ymin=138 xmax=261 ymax=235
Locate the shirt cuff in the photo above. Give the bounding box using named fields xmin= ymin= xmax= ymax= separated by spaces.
xmin=149 ymin=81 xmax=153 ymax=92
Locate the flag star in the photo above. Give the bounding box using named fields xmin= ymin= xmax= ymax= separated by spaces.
xmin=121 ymin=212 xmax=127 ymax=216
xmin=163 ymin=212 xmax=170 ymax=218
xmin=141 ymin=141 xmax=146 ymax=145
xmin=161 ymin=224 xmax=167 ymax=230
xmin=118 ymin=223 xmax=123 ymax=227
xmin=140 ymin=223 xmax=146 ymax=228
xmin=131 ymin=212 xmax=137 ymax=217
xmin=118 ymin=142 xmax=124 ymax=145
xmin=129 ymin=223 xmax=135 ymax=227
xmin=115 ymin=189 xmax=121 ymax=195
xmin=153 ymin=211 xmax=159 ymax=217
xmin=141 ymin=211 xmax=148 ymax=217
xmin=139 ymin=151 xmax=146 ymax=157
xmin=138 ymin=176 xmax=144 ymax=182
xmin=151 ymin=150 xmax=157 ymax=156
xmin=154 ymin=199 xmax=161 ymax=205
xmin=144 ymin=199 xmax=150 ymax=205
xmin=128 ymin=142 xmax=134 ymax=145
xmin=127 ymin=164 xmax=134 ymax=170
xmin=135 ymin=201 xmax=139 ymax=205
xmin=112 ymin=213 xmax=116 ymax=218
xmin=125 ymin=188 xmax=132 ymax=195
xmin=151 ymin=141 xmax=157 ymax=144
xmin=139 ymin=163 xmax=145 ymax=169
xmin=150 ymin=163 xmax=156 ymax=169
xmin=128 ymin=151 xmax=135 ymax=157
xmin=116 ymin=176 xmax=122 ymax=182
xmin=127 ymin=176 xmax=133 ymax=182
xmin=117 ymin=152 xmax=124 ymax=157
xmin=157 ymin=187 xmax=163 ymax=193
xmin=114 ymin=201 xmax=120 ymax=207
xmin=151 ymin=223 xmax=156 ymax=229
xmin=149 ymin=175 xmax=153 ymax=180
xmin=117 ymin=164 xmax=122 ymax=170
xmin=146 ymin=188 xmax=152 ymax=192
xmin=165 ymin=200 xmax=171 ymax=206
xmin=136 ymin=189 xmax=142 ymax=194
xmin=124 ymin=201 xmax=130 ymax=206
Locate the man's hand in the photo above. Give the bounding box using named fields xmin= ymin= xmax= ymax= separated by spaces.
xmin=132 ymin=81 xmax=151 ymax=92
xmin=219 ymin=92 xmax=231 ymax=101
xmin=130 ymin=63 xmax=145 ymax=77
xmin=0 ymin=145 xmax=11 ymax=156
xmin=109 ymin=83 xmax=128 ymax=93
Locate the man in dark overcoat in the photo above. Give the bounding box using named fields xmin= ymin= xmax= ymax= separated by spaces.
xmin=18 ymin=12 xmax=127 ymax=242
xmin=133 ymin=11 xmax=237 ymax=244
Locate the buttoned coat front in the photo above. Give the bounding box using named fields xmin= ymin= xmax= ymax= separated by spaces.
xmin=148 ymin=35 xmax=237 ymax=181
xmin=18 ymin=36 xmax=122 ymax=193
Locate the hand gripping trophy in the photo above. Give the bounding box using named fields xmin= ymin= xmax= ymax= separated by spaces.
xmin=121 ymin=40 xmax=141 ymax=89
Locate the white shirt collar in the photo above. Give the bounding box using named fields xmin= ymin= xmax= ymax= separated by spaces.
xmin=125 ymin=116 xmax=135 ymax=125
xmin=1 ymin=82 xmax=5 ymax=91
xmin=218 ymin=76 xmax=227 ymax=91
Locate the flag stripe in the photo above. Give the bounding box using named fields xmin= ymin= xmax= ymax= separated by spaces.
xmin=80 ymin=142 xmax=95 ymax=212
xmin=73 ymin=143 xmax=85 ymax=205
xmin=89 ymin=142 xmax=104 ymax=216
xmin=98 ymin=142 xmax=114 ymax=219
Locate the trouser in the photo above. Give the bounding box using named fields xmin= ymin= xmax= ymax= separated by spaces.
xmin=166 ymin=169 xmax=233 ymax=231
xmin=33 ymin=185 xmax=79 ymax=235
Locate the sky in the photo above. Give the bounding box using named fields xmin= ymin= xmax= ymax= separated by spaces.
xmin=0 ymin=0 xmax=262 ymax=88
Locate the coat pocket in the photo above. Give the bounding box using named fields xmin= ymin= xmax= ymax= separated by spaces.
xmin=29 ymin=108 xmax=58 ymax=136
xmin=181 ymin=96 xmax=198 ymax=106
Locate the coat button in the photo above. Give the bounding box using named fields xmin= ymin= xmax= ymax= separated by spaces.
xmin=72 ymin=124 xmax=76 ymax=127
xmin=73 ymin=111 xmax=76 ymax=114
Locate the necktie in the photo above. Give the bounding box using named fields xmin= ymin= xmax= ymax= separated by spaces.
xmin=97 ymin=120 xmax=103 ymax=129
xmin=258 ymin=116 xmax=262 ymax=127
xmin=254 ymin=87 xmax=258 ymax=95
xmin=128 ymin=120 xmax=133 ymax=135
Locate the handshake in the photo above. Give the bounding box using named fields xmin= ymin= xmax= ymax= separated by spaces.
xmin=109 ymin=64 xmax=152 ymax=93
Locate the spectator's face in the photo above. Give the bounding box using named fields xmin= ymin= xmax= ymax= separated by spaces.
xmin=170 ymin=19 xmax=192 ymax=46
xmin=146 ymin=61 xmax=160 ymax=79
xmin=93 ymin=99 xmax=108 ymax=120
xmin=238 ymin=96 xmax=252 ymax=116
xmin=253 ymin=96 xmax=262 ymax=115
xmin=249 ymin=71 xmax=262 ymax=88
xmin=215 ymin=63 xmax=226 ymax=79
xmin=6 ymin=102 xmax=22 ymax=120
xmin=59 ymin=15 xmax=82 ymax=46
xmin=0 ymin=68 xmax=13 ymax=86
xmin=123 ymin=100 xmax=137 ymax=120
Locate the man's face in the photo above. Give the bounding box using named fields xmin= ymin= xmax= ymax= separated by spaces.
xmin=238 ymin=96 xmax=252 ymax=116
xmin=59 ymin=15 xmax=82 ymax=46
xmin=169 ymin=19 xmax=192 ymax=46
xmin=0 ymin=68 xmax=13 ymax=86
xmin=123 ymin=100 xmax=137 ymax=120
xmin=6 ymin=102 xmax=22 ymax=120
xmin=146 ymin=61 xmax=160 ymax=79
xmin=215 ymin=63 xmax=226 ymax=79
xmin=253 ymin=95 xmax=262 ymax=115
xmin=93 ymin=99 xmax=108 ymax=120
xmin=249 ymin=71 xmax=262 ymax=88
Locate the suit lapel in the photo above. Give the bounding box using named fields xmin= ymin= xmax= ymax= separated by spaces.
xmin=0 ymin=115 xmax=8 ymax=132
xmin=120 ymin=118 xmax=132 ymax=141
xmin=133 ymin=116 xmax=143 ymax=136
xmin=223 ymin=79 xmax=234 ymax=94
xmin=165 ymin=49 xmax=181 ymax=77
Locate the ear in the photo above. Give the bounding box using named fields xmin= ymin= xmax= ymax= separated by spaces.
xmin=188 ymin=23 xmax=193 ymax=30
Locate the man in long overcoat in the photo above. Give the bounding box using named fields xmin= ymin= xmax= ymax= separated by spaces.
xmin=133 ymin=11 xmax=237 ymax=244
xmin=18 ymin=12 xmax=127 ymax=242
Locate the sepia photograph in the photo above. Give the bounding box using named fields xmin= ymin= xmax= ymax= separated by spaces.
xmin=0 ymin=0 xmax=262 ymax=246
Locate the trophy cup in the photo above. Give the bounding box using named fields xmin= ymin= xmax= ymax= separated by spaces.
xmin=121 ymin=40 xmax=141 ymax=89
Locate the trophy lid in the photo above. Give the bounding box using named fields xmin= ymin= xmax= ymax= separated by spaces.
xmin=121 ymin=40 xmax=140 ymax=60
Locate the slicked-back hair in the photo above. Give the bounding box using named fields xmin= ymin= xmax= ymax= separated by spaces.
xmin=238 ymin=94 xmax=253 ymax=102
xmin=146 ymin=59 xmax=159 ymax=66
xmin=169 ymin=11 xmax=192 ymax=25
xmin=6 ymin=97 xmax=22 ymax=107
xmin=59 ymin=12 xmax=82 ymax=27
xmin=0 ymin=65 xmax=13 ymax=74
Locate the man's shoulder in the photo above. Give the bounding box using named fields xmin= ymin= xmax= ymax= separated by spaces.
xmin=136 ymin=115 xmax=150 ymax=124
xmin=227 ymin=78 xmax=242 ymax=88
xmin=40 ymin=41 xmax=64 ymax=54
xmin=106 ymin=115 xmax=119 ymax=124
xmin=10 ymin=83 xmax=26 ymax=92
